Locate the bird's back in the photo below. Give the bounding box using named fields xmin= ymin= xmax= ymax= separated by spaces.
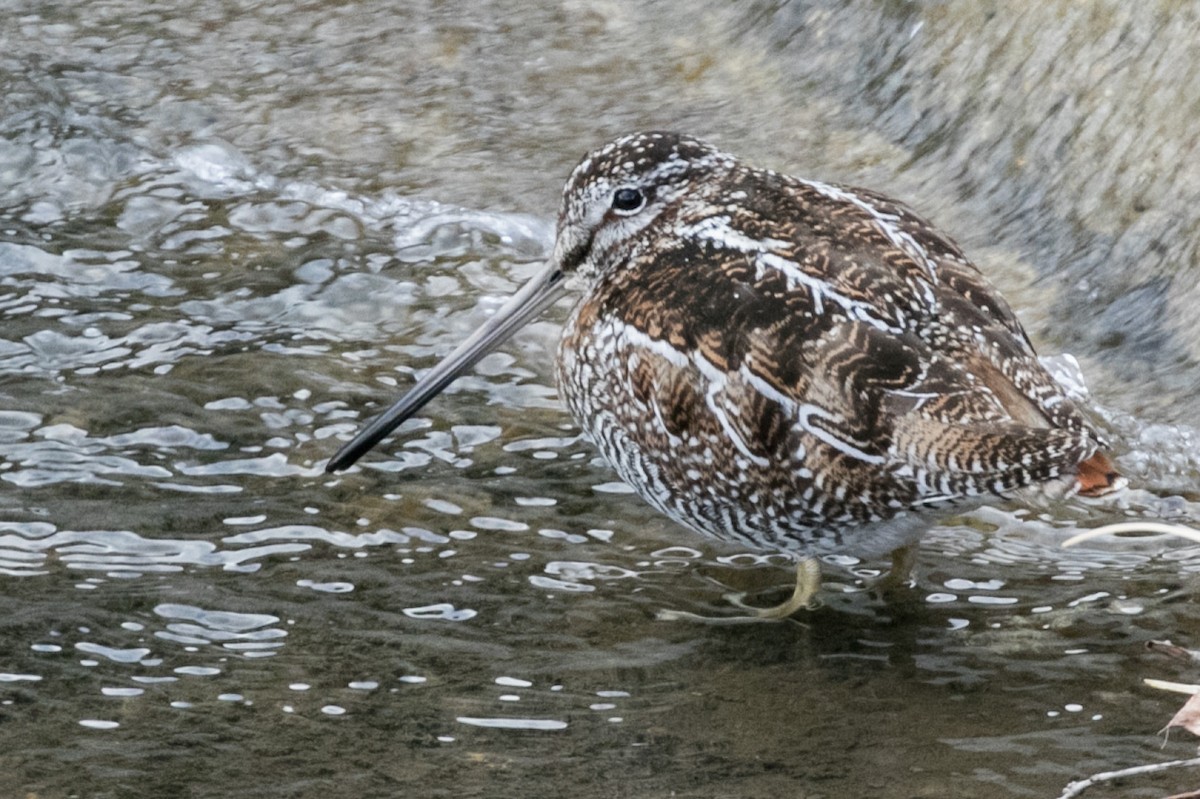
xmin=557 ymin=160 xmax=1114 ymax=554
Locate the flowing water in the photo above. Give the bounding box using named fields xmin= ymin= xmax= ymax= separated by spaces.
xmin=4 ymin=1 xmax=1200 ymax=797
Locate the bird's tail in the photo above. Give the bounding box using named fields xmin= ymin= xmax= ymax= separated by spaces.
xmin=890 ymin=415 xmax=1124 ymax=501
xmin=1074 ymin=451 xmax=1125 ymax=497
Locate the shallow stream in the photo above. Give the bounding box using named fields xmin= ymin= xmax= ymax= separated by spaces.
xmin=3 ymin=2 xmax=1200 ymax=797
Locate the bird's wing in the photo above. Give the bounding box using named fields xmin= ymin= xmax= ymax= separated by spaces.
xmin=583 ymin=178 xmax=1106 ymax=508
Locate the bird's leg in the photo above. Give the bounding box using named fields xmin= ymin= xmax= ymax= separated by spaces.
xmin=864 ymin=543 xmax=919 ymax=593
xmin=657 ymin=557 xmax=821 ymax=624
xmin=735 ymin=556 xmax=822 ymax=619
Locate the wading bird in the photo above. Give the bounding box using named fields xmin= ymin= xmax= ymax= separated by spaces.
xmin=326 ymin=132 xmax=1121 ymax=619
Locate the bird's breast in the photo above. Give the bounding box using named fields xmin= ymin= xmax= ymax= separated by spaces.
xmin=555 ymin=299 xmax=926 ymax=553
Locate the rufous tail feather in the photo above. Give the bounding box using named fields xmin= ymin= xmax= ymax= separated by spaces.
xmin=1076 ymin=452 xmax=1124 ymax=497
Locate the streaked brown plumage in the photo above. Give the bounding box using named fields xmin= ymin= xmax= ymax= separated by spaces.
xmin=327 ymin=131 xmax=1122 ymax=613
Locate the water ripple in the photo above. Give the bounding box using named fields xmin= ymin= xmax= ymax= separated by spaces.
xmin=402 ymin=603 xmax=477 ymax=622
xmin=0 ymin=242 xmax=176 ymax=297
xmin=456 ymin=717 xmax=568 ymax=731
xmin=153 ymin=603 xmax=286 ymax=656
xmin=1 ymin=421 xmax=229 ymax=487
xmin=76 ymin=642 xmax=152 ymax=664
xmin=0 ymin=522 xmax=311 ymax=576
xmin=222 ymin=524 xmax=414 ymax=548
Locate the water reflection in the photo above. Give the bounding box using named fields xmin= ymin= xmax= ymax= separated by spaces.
xmin=153 ymin=604 xmax=285 ymax=656
xmin=3 ymin=1 xmax=1200 ymax=797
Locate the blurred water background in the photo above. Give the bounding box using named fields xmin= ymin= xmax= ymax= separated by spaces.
xmin=3 ymin=2 xmax=1200 ymax=797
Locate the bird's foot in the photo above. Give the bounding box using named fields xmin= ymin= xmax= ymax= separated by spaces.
xmin=656 ymin=557 xmax=821 ymax=624
xmin=861 ymin=543 xmax=919 ymax=595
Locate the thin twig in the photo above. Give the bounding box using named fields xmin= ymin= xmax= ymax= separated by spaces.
xmin=1061 ymin=521 xmax=1200 ymax=548
xmin=1145 ymin=678 xmax=1200 ymax=695
xmin=1057 ymin=757 xmax=1200 ymax=799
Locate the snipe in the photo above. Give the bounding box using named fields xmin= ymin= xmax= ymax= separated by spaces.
xmin=326 ymin=132 xmax=1121 ymax=619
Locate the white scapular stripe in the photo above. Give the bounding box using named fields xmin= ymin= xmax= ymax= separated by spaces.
xmin=796 ymin=403 xmax=886 ymax=465
xmin=678 ymin=215 xmax=790 ymax=252
xmin=757 ymin=252 xmax=898 ymax=331
xmin=679 ymin=213 xmax=903 ymax=332
xmin=604 ymin=315 xmax=887 ymax=469
xmin=605 ymin=316 xmax=769 ymax=469
xmin=800 ymin=179 xmax=939 ymax=280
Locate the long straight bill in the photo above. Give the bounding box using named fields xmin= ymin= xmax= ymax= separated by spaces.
xmin=325 ymin=261 xmax=568 ymax=472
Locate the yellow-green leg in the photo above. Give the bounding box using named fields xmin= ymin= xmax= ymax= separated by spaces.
xmin=657 ymin=557 xmax=822 ymax=624
xmin=867 ymin=543 xmax=919 ymax=593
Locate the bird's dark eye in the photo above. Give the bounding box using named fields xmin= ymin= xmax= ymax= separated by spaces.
xmin=611 ymin=187 xmax=645 ymax=213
